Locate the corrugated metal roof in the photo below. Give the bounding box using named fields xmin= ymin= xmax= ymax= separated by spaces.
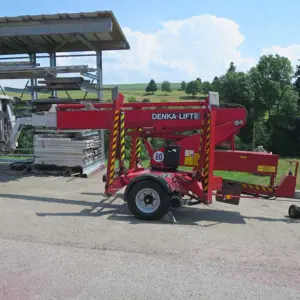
xmin=0 ymin=11 xmax=112 ymax=23
xmin=0 ymin=11 xmax=130 ymax=54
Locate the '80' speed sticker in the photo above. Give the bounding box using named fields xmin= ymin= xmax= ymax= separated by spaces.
xmin=153 ymin=151 xmax=164 ymax=162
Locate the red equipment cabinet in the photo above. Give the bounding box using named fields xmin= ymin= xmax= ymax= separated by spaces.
xmin=56 ymin=89 xmax=298 ymax=220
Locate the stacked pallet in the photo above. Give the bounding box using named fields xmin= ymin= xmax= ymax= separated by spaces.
xmin=33 ymin=131 xmax=105 ymax=171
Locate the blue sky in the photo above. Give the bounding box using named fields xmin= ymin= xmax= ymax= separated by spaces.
xmin=1 ymin=0 xmax=300 ymax=84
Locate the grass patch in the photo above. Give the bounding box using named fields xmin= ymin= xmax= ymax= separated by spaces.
xmin=215 ymin=158 xmax=300 ymax=188
xmin=0 ymin=155 xmax=32 ymax=160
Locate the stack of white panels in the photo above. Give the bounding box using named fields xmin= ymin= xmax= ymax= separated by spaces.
xmin=34 ymin=131 xmax=104 ymax=168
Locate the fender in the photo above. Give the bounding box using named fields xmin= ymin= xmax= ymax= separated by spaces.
xmin=124 ymin=173 xmax=173 ymax=202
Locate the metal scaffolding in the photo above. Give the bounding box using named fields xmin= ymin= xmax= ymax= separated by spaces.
xmin=0 ymin=11 xmax=130 ymax=174
xmin=0 ymin=10 xmax=130 ymax=100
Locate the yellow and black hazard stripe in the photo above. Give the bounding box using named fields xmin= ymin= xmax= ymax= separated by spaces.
xmin=135 ymin=128 xmax=142 ymax=159
xmin=119 ymin=111 xmax=126 ymax=166
xmin=202 ymin=112 xmax=211 ymax=194
xmin=242 ymin=183 xmax=273 ymax=193
xmin=108 ymin=110 xmax=120 ymax=187
xmin=197 ymin=125 xmax=204 ymax=170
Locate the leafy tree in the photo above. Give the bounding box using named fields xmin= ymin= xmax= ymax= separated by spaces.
xmin=211 ymin=76 xmax=221 ymax=91
xmin=195 ymin=77 xmax=202 ymax=92
xmin=145 ymin=79 xmax=157 ymax=94
xmin=268 ymin=97 xmax=299 ymax=157
xmin=212 ymin=70 xmax=255 ymax=145
xmin=228 ymin=62 xmax=236 ymax=72
xmin=180 ymin=81 xmax=186 ymax=91
xmin=201 ymin=81 xmax=211 ymax=95
xmin=293 ymin=61 xmax=300 ymax=113
xmin=254 ymin=54 xmax=294 ymax=115
xmin=215 ymin=70 xmax=254 ymax=113
xmin=161 ymin=81 xmax=172 ymax=95
xmin=248 ymin=54 xmax=296 ymax=154
xmin=252 ymin=118 xmax=271 ymax=150
xmin=185 ymin=80 xmax=199 ymax=98
xmin=17 ymin=128 xmax=33 ymax=154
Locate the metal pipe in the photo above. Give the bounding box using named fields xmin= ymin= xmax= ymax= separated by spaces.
xmin=29 ymin=53 xmax=37 ymax=100
xmin=57 ymin=103 xmax=112 ymax=109
xmin=6 ymin=104 xmax=16 ymax=128
xmin=49 ymin=53 xmax=57 ymax=98
xmin=32 ymin=99 xmax=102 ymax=104
xmin=0 ymin=100 xmax=4 ymax=141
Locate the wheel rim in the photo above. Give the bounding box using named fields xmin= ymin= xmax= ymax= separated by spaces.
xmin=135 ymin=188 xmax=161 ymax=214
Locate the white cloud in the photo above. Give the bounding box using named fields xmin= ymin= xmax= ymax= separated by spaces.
xmin=101 ymin=14 xmax=256 ymax=83
xmin=54 ymin=14 xmax=257 ymax=84
xmin=262 ymin=44 xmax=300 ymax=68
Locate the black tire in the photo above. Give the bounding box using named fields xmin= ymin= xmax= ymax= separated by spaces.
xmin=127 ymin=179 xmax=170 ymax=221
xmin=288 ymin=205 xmax=300 ymax=219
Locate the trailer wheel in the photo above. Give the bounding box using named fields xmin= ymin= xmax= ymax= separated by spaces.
xmin=127 ymin=180 xmax=170 ymax=221
xmin=288 ymin=205 xmax=300 ymax=219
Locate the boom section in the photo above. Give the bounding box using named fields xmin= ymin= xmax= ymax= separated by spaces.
xmin=56 ymin=98 xmax=246 ymax=134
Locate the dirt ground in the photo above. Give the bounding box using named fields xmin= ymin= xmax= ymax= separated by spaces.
xmin=0 ymin=162 xmax=300 ymax=300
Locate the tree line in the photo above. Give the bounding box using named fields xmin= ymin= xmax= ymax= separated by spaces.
xmin=145 ymin=55 xmax=300 ymax=157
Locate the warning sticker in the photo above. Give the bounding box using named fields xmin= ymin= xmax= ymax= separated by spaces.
xmin=184 ymin=157 xmax=193 ymax=165
xmin=257 ymin=165 xmax=276 ymax=173
xmin=185 ymin=150 xmax=194 ymax=157
xmin=184 ymin=150 xmax=200 ymax=166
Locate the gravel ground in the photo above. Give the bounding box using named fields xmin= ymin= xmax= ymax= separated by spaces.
xmin=0 ymin=163 xmax=300 ymax=300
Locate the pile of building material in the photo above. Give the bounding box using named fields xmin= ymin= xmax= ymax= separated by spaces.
xmin=33 ymin=131 xmax=105 ymax=176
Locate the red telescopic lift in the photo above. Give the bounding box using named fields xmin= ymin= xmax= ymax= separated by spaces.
xmin=56 ymin=88 xmax=299 ymax=220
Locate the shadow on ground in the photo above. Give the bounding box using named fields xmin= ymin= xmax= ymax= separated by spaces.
xmin=0 ymin=163 xmax=69 ymax=183
xmin=0 ymin=163 xmax=31 ymax=183
xmin=1 ymin=192 xmax=299 ymax=226
xmin=108 ymin=206 xmax=300 ymax=226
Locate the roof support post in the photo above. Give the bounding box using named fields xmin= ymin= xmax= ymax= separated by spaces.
xmin=29 ymin=53 xmax=37 ymax=100
xmin=96 ymin=51 xmax=103 ymax=100
xmin=49 ymin=52 xmax=57 ymax=98
xmin=96 ymin=50 xmax=105 ymax=164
